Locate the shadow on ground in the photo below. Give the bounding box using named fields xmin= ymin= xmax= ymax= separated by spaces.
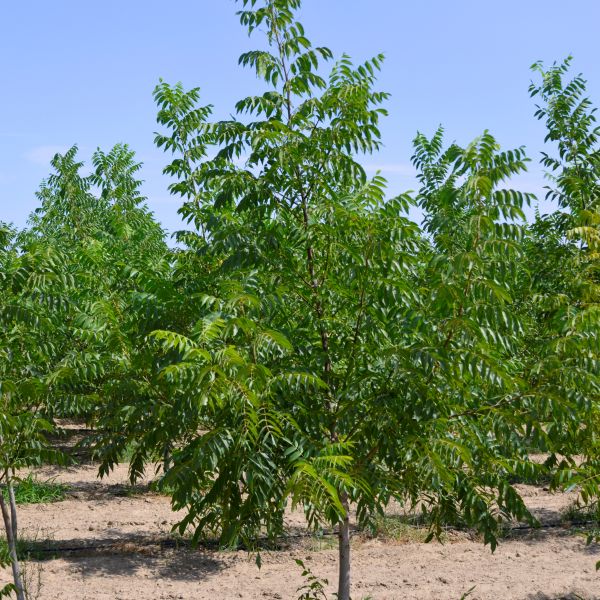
xmin=526 ymin=593 xmax=598 ymax=600
xmin=30 ymin=546 xmax=227 ymax=583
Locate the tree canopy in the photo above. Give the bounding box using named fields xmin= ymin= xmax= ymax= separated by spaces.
xmin=1 ymin=2 xmax=599 ymax=598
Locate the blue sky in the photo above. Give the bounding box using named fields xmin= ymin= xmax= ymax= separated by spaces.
xmin=1 ymin=0 xmax=599 ymax=235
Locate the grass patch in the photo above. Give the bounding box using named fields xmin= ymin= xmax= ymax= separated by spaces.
xmin=371 ymin=514 xmax=430 ymax=543
xmin=12 ymin=475 xmax=68 ymax=505
xmin=303 ymin=530 xmax=338 ymax=552
xmin=149 ymin=478 xmax=175 ymax=496
xmin=562 ymin=500 xmax=600 ymax=524
xmin=0 ymin=537 xmax=55 ymax=562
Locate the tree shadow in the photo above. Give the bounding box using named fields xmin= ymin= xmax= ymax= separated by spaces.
xmin=526 ymin=593 xmax=597 ymax=600
xmin=28 ymin=463 xmax=158 ymax=500
xmin=528 ymin=506 xmax=564 ymax=527
xmin=46 ymin=426 xmax=96 ymax=463
xmin=582 ymin=541 xmax=600 ymax=556
xmin=56 ymin=548 xmax=226 ymax=583
xmin=501 ymin=524 xmax=600 ymax=549
xmin=64 ymin=479 xmax=154 ymax=500
xmin=23 ymin=536 xmax=227 ymax=583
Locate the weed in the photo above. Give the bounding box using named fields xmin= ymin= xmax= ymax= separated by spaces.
xmin=295 ymin=559 xmax=328 ymax=600
xmin=371 ymin=514 xmax=430 ymax=544
xmin=0 ymin=529 xmax=52 ymax=600
xmin=149 ymin=478 xmax=176 ymax=496
xmin=304 ymin=530 xmax=338 ymax=553
xmin=562 ymin=500 xmax=600 ymax=525
xmin=12 ymin=476 xmax=67 ymax=505
xmin=0 ymin=537 xmax=55 ymax=563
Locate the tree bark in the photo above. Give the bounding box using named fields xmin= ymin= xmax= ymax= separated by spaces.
xmin=0 ymin=481 xmax=25 ymax=600
xmin=163 ymin=444 xmax=172 ymax=475
xmin=8 ymin=483 xmax=18 ymax=546
xmin=337 ymin=492 xmax=351 ymax=600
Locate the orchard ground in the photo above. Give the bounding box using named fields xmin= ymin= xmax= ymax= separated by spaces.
xmin=2 ymin=458 xmax=599 ymax=600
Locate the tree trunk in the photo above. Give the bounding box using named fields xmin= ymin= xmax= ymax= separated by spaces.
xmin=337 ymin=492 xmax=351 ymax=600
xmin=163 ymin=444 xmax=172 ymax=474
xmin=8 ymin=483 xmax=18 ymax=547
xmin=0 ymin=481 xmax=26 ymax=600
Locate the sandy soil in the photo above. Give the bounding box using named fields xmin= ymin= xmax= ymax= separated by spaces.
xmin=2 ymin=463 xmax=599 ymax=600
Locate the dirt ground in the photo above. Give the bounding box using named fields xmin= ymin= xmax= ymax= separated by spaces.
xmin=2 ymin=463 xmax=600 ymax=600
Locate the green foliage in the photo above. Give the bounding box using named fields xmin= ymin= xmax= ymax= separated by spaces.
xmin=295 ymin=559 xmax=328 ymax=600
xmin=525 ymin=58 xmax=600 ymax=478
xmin=2 ymin=2 xmax=599 ymax=598
xmin=92 ymin=3 xmax=595 ymax=598
xmin=0 ymin=538 xmax=28 ymax=565
xmin=0 ymin=531 xmax=14 ymax=599
xmin=22 ymin=144 xmax=173 ymax=430
xmin=526 ymin=60 xmax=600 ymax=563
xmin=530 ymin=56 xmax=599 ymax=215
xmin=12 ymin=475 xmax=67 ymax=505
xmin=1 ymin=141 xmax=170 ymax=599
xmin=0 ymin=236 xmax=68 ymax=475
xmin=459 ymin=587 xmax=477 ymax=600
xmin=371 ymin=514 xmax=429 ymax=544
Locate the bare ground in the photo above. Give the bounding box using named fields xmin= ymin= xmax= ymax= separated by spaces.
xmin=2 ymin=463 xmax=600 ymax=600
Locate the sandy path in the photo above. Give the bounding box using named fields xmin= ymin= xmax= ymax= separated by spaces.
xmin=18 ymin=464 xmax=180 ymax=543
xmin=18 ymin=534 xmax=600 ymax=600
xmin=2 ymin=464 xmax=599 ymax=599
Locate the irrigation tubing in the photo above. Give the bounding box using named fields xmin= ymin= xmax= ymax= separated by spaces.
xmin=18 ymin=519 xmax=600 ymax=558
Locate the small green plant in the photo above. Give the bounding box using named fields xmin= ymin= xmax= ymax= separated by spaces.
xmin=294 ymin=559 xmax=375 ymax=600
xmin=562 ymin=500 xmax=600 ymax=525
xmin=0 ymin=549 xmax=15 ymax=599
xmin=12 ymin=476 xmax=67 ymax=505
xmin=305 ymin=530 xmax=338 ymax=553
xmin=295 ymin=559 xmax=329 ymax=600
xmin=0 ymin=538 xmax=30 ymax=564
xmin=149 ymin=477 xmax=177 ymax=497
xmin=1 ymin=534 xmax=48 ymax=599
xmin=0 ymin=537 xmax=62 ymax=564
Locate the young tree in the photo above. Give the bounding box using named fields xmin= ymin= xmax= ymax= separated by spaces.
xmin=525 ymin=58 xmax=600 ymax=502
xmin=95 ymin=2 xmax=568 ymax=598
xmin=0 ymin=226 xmax=68 ymax=600
xmin=1 ymin=144 xmax=170 ymax=597
xmin=22 ymin=145 xmax=171 ymax=421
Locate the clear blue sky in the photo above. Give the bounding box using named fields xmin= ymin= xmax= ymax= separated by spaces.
xmin=1 ymin=0 xmax=599 ymax=235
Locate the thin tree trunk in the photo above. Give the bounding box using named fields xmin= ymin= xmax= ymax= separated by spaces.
xmin=0 ymin=481 xmax=25 ymax=600
xmin=337 ymin=492 xmax=351 ymax=600
xmin=8 ymin=482 xmax=18 ymax=544
xmin=163 ymin=444 xmax=172 ymax=475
